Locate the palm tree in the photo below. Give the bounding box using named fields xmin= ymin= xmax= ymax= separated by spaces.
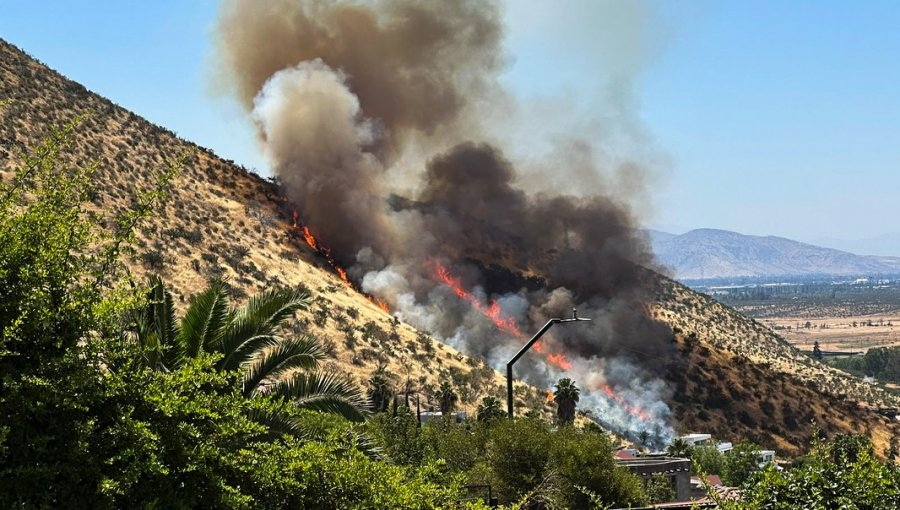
xmin=476 ymin=395 xmax=505 ymax=422
xmin=553 ymin=377 xmax=580 ymax=425
xmin=666 ymin=437 xmax=694 ymax=458
xmin=367 ymin=366 xmax=393 ymax=413
xmin=129 ymin=276 xmax=368 ymax=422
xmin=434 ymin=381 xmax=458 ymax=416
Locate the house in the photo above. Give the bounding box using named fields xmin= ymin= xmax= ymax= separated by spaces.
xmin=615 ymin=456 xmax=693 ymax=501
xmin=678 ymin=433 xmax=732 ymax=453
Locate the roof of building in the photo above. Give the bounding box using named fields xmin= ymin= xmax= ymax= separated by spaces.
xmin=614 ymin=449 xmax=636 ymax=460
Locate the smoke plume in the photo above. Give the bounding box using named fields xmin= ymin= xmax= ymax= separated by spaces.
xmin=215 ymin=0 xmax=675 ymax=448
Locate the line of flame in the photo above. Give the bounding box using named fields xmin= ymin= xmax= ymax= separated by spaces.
xmin=603 ymin=385 xmax=651 ymax=421
xmin=290 ymin=210 xmax=390 ymax=314
xmin=433 ymin=261 xmax=575 ymax=370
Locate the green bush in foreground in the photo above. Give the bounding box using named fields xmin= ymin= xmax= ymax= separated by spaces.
xmin=718 ymin=434 xmax=900 ymax=510
xmin=0 ymin=119 xmax=478 ymax=509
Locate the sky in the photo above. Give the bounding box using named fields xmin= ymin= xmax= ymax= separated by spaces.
xmin=2 ymin=1 xmax=899 ymax=245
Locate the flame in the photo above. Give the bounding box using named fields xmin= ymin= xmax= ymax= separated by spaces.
xmin=545 ymin=352 xmax=573 ymax=371
xmin=433 ymin=261 xmax=573 ymax=370
xmin=434 ymin=262 xmax=523 ymax=337
xmin=546 ymin=390 xmax=554 ymax=402
xmin=302 ymin=226 xmax=318 ymax=251
xmin=370 ymin=296 xmax=390 ymax=313
xmin=603 ymin=385 xmax=651 ymax=422
xmin=291 ymin=212 xmax=347 ymax=283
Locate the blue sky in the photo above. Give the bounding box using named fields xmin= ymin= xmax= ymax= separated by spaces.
xmin=2 ymin=1 xmax=899 ymax=243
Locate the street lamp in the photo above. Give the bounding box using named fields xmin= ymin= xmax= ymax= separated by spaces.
xmin=507 ymin=308 xmax=591 ymax=418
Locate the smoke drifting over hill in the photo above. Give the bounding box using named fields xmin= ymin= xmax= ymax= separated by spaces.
xmin=215 ymin=0 xmax=674 ymax=445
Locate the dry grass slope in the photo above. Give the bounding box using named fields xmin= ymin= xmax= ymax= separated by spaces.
xmin=0 ymin=38 xmax=550 ymax=417
xmin=2 ymin=38 xmax=898 ymax=455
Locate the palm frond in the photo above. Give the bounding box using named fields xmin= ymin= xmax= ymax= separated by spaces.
xmin=268 ymin=372 xmax=370 ymax=422
xmin=218 ymin=287 xmax=310 ymax=369
xmin=177 ymin=281 xmax=230 ymax=360
xmin=241 ymin=336 xmax=325 ymax=396
xmin=234 ymin=287 xmax=311 ymax=336
xmin=245 ymin=407 xmax=307 ymax=440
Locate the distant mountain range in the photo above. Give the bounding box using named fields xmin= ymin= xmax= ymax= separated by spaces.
xmin=649 ymin=228 xmax=900 ymax=281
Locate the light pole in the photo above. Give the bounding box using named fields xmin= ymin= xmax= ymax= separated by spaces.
xmin=506 ymin=308 xmax=591 ymax=418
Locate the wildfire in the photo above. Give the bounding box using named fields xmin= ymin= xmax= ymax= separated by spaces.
xmin=371 ymin=297 xmax=390 ymax=313
xmin=546 ymin=390 xmax=554 ymax=402
xmin=302 ymin=226 xmax=318 ymax=251
xmin=603 ymin=385 xmax=651 ymax=422
xmin=289 ymin=210 xmax=391 ymax=312
xmin=434 ymin=262 xmax=524 ymax=337
xmin=433 ymin=261 xmax=573 ymax=371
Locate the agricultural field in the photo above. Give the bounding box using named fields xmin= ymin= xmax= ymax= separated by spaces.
xmin=696 ymin=276 xmax=900 ymax=354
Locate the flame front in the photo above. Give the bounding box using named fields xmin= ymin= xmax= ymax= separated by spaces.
xmin=433 ymin=261 xmax=574 ymax=370
xmin=289 ymin=210 xmax=390 ymax=311
xmin=603 ymin=385 xmax=651 ymax=422
xmin=434 ymin=262 xmax=524 ymax=336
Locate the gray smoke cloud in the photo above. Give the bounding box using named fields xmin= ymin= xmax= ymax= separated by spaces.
xmin=215 ymin=0 xmax=675 ymax=448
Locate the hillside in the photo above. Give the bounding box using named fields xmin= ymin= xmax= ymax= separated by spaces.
xmin=3 ymin=38 xmax=899 ymax=456
xmin=653 ymin=228 xmax=900 ymax=280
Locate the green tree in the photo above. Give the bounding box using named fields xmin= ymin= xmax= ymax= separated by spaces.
xmin=691 ymin=445 xmax=725 ymax=476
xmin=548 ymin=426 xmax=648 ymax=508
xmin=645 ymin=474 xmax=676 ymax=504
xmin=666 ymin=437 xmax=695 ymax=458
xmin=723 ymin=440 xmax=762 ymax=487
xmin=435 ymin=381 xmax=458 ymax=416
xmin=553 ymin=377 xmax=580 ymax=425
xmin=130 ymin=277 xmax=368 ymax=422
xmin=718 ymin=435 xmax=900 ymax=510
xmin=367 ymin=365 xmax=394 ymax=414
xmin=476 ymin=395 xmax=505 ymax=422
xmin=813 ymin=340 xmax=823 ymax=360
xmin=829 ymin=433 xmax=873 ymax=463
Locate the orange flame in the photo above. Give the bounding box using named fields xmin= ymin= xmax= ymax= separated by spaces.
xmin=546 ymin=352 xmax=573 ymax=371
xmin=369 ymin=296 xmax=390 ymax=313
xmin=546 ymin=390 xmax=554 ymax=402
xmin=301 ymin=226 xmax=318 ymax=251
xmin=603 ymin=385 xmax=651 ymax=421
xmin=286 ymin=209 xmax=389 ymax=313
xmin=433 ymin=261 xmax=573 ymax=370
xmin=434 ymin=262 xmax=524 ymax=337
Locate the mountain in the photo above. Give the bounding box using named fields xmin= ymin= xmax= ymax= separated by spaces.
xmin=652 ymin=228 xmax=900 ymax=281
xmin=3 ymin=38 xmax=899 ymax=456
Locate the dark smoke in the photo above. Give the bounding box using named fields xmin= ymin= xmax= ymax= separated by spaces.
xmin=215 ymin=0 xmax=675 ymax=446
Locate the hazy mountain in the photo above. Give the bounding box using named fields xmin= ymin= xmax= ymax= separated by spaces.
xmin=652 ymin=228 xmax=900 ymax=280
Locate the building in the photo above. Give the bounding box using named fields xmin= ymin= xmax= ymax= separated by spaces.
xmin=417 ymin=411 xmax=467 ymax=424
xmin=677 ymin=433 xmax=732 ymax=453
xmin=616 ymin=456 xmax=693 ymax=501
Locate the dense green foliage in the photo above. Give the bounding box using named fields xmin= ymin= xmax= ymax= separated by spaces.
xmin=691 ymin=445 xmax=725 ymax=476
xmin=0 ymin=122 xmax=477 ymax=508
xmin=830 ymin=346 xmax=900 ymax=383
xmin=131 ymin=276 xmax=368 ymax=424
xmin=719 ymin=435 xmax=900 ymax=509
xmin=722 ymin=440 xmax=763 ymax=487
xmin=368 ymin=412 xmax=648 ymax=508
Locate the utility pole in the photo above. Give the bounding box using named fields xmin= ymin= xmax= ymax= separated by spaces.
xmin=506 ymin=309 xmax=591 ymax=418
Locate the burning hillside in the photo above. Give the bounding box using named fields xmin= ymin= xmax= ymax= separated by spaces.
xmin=215 ymin=0 xmax=674 ymax=445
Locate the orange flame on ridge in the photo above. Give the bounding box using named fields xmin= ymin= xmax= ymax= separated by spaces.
xmin=433 ymin=261 xmax=573 ymax=370
xmin=603 ymin=385 xmax=651 ymax=422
